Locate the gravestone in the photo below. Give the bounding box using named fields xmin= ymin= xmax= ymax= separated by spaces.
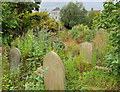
xmin=80 ymin=42 xmax=92 ymax=64
xmin=9 ymin=47 xmax=21 ymax=73
xmin=94 ymin=30 xmax=107 ymax=49
xmin=94 ymin=30 xmax=108 ymax=65
xmin=43 ymin=51 xmax=65 ymax=90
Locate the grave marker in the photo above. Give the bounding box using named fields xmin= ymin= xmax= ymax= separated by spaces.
xmin=9 ymin=47 xmax=21 ymax=73
xmin=94 ymin=31 xmax=107 ymax=49
xmin=80 ymin=42 xmax=92 ymax=64
xmin=43 ymin=51 xmax=65 ymax=90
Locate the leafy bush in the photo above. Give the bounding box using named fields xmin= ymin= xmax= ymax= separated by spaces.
xmin=85 ymin=11 xmax=98 ymax=28
xmin=2 ymin=2 xmax=41 ymax=46
xmin=69 ymin=24 xmax=95 ymax=43
xmin=93 ymin=1 xmax=120 ymax=75
xmin=26 ymin=11 xmax=63 ymax=32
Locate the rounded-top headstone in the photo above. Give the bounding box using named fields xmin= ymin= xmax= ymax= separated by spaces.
xmin=43 ymin=51 xmax=65 ymax=90
xmin=9 ymin=47 xmax=21 ymax=73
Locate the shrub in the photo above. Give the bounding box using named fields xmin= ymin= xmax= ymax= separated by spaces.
xmin=26 ymin=11 xmax=63 ymax=32
xmin=69 ymin=24 xmax=95 ymax=43
xmin=93 ymin=1 xmax=120 ymax=75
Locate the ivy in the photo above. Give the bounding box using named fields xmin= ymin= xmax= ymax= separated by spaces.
xmin=93 ymin=0 xmax=120 ymax=75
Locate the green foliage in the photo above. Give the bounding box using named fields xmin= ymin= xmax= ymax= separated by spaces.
xmin=2 ymin=27 xmax=66 ymax=90
xmin=16 ymin=29 xmax=53 ymax=72
xmin=2 ymin=50 xmax=10 ymax=90
xmin=2 ymin=1 xmax=41 ymax=46
xmin=25 ymin=11 xmax=63 ymax=32
xmin=91 ymin=32 xmax=113 ymax=67
xmin=2 ymin=26 xmax=120 ymax=90
xmin=11 ymin=27 xmax=65 ymax=72
xmin=24 ymin=73 xmax=45 ymax=90
xmin=93 ymin=1 xmax=120 ymax=75
xmin=106 ymin=52 xmax=119 ymax=75
xmin=60 ymin=1 xmax=87 ymax=29
xmin=69 ymin=24 xmax=95 ymax=43
xmin=79 ymin=69 xmax=119 ymax=90
xmin=64 ymin=54 xmax=80 ymax=90
xmin=85 ymin=11 xmax=98 ymax=28
xmin=2 ymin=48 xmax=25 ymax=90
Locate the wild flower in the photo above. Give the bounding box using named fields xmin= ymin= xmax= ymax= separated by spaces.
xmin=103 ymin=43 xmax=106 ymax=44
xmin=72 ymin=55 xmax=74 ymax=58
xmin=95 ymin=48 xmax=98 ymax=50
xmin=28 ymin=35 xmax=32 ymax=39
xmin=53 ymin=39 xmax=56 ymax=42
xmin=44 ymin=42 xmax=47 ymax=44
xmin=52 ymin=48 xmax=55 ymax=52
xmin=55 ymin=35 xmax=57 ymax=37
xmin=89 ymin=42 xmax=93 ymax=43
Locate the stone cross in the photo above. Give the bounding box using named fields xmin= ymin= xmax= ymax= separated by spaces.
xmin=43 ymin=51 xmax=65 ymax=90
xmin=9 ymin=47 xmax=21 ymax=73
xmin=80 ymin=42 xmax=92 ymax=64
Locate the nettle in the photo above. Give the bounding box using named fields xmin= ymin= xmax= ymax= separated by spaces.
xmin=94 ymin=0 xmax=120 ymax=75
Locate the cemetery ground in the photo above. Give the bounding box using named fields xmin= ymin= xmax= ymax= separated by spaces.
xmin=2 ymin=25 xmax=120 ymax=90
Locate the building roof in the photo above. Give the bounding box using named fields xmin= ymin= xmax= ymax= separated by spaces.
xmin=87 ymin=8 xmax=101 ymax=14
xmin=52 ymin=7 xmax=60 ymax=11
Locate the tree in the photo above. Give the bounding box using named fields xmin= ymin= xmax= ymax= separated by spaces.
xmin=60 ymin=2 xmax=87 ymax=29
xmin=85 ymin=11 xmax=98 ymax=29
xmin=2 ymin=1 xmax=41 ymax=46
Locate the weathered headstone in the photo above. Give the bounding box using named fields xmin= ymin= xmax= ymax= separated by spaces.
xmin=9 ymin=47 xmax=21 ymax=73
xmin=43 ymin=51 xmax=65 ymax=90
xmin=80 ymin=42 xmax=92 ymax=64
xmin=94 ymin=30 xmax=107 ymax=49
xmin=94 ymin=30 xmax=108 ymax=65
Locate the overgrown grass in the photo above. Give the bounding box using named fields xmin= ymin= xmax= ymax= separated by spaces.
xmin=79 ymin=69 xmax=119 ymax=90
xmin=2 ymin=27 xmax=119 ymax=90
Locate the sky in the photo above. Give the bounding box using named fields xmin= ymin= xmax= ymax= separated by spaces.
xmin=42 ymin=0 xmax=107 ymax=2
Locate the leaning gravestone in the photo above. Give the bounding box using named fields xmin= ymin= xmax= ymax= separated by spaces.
xmin=43 ymin=51 xmax=65 ymax=90
xmin=9 ymin=47 xmax=21 ymax=73
xmin=80 ymin=42 xmax=92 ymax=64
